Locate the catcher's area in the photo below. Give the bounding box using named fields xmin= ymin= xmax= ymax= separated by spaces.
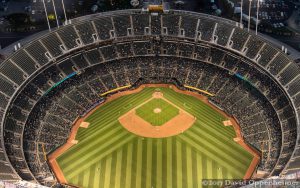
xmin=119 ymin=91 xmax=196 ymax=138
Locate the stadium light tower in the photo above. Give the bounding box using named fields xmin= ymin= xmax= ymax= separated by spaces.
xmin=248 ymin=0 xmax=252 ymax=32
xmin=255 ymin=0 xmax=261 ymax=35
xmin=42 ymin=0 xmax=51 ymax=31
xmin=52 ymin=0 xmax=60 ymax=28
xmin=61 ymin=0 xmax=68 ymax=25
xmin=240 ymin=0 xmax=243 ymax=26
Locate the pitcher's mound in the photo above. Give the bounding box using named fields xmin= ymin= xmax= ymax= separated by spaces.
xmin=153 ymin=108 xmax=162 ymax=113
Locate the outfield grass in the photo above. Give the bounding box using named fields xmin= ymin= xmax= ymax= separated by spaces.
xmin=56 ymin=87 xmax=254 ymax=188
xmin=136 ymin=98 xmax=179 ymax=126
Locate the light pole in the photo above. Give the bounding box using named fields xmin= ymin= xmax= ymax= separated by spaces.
xmin=61 ymin=0 xmax=68 ymax=25
xmin=51 ymin=0 xmax=60 ymax=28
xmin=248 ymin=0 xmax=252 ymax=32
xmin=240 ymin=0 xmax=244 ymax=26
xmin=42 ymin=0 xmax=51 ymax=31
xmin=255 ymin=0 xmax=261 ymax=35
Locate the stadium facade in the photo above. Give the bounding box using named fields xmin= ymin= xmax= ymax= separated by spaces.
xmin=0 ymin=9 xmax=299 ymax=186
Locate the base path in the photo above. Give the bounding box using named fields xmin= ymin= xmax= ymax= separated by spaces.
xmin=119 ymin=91 xmax=196 ymax=138
xmin=119 ymin=109 xmax=196 ymax=138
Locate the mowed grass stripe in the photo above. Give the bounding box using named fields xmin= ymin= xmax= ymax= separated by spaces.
xmin=86 ymin=87 xmax=154 ymax=122
xmin=196 ymin=153 xmax=202 ymax=188
xmin=222 ymin=168 xmax=228 ymax=179
xmin=141 ymin=139 xmax=148 ymax=188
xmin=172 ymin=137 xmax=177 ymax=188
xmin=85 ymin=90 xmax=151 ymax=123
xmin=183 ymin=129 xmax=249 ymax=173
xmin=184 ymin=127 xmax=247 ymax=168
xmin=164 ymin=101 xmax=235 ymax=137
xmin=206 ymin=158 xmax=213 ymax=179
xmin=165 ymin=90 xmax=239 ymax=141
xmin=194 ymin=119 xmax=251 ymax=160
xmin=176 ymin=140 xmax=183 ymax=188
xmin=125 ymin=142 xmax=133 ymax=188
xmin=65 ymin=133 xmax=135 ymax=179
xmin=99 ymin=159 xmax=105 ymax=187
xmin=77 ymin=89 xmax=154 ymax=140
xmin=151 ymin=139 xmax=157 ymax=187
xmin=167 ymin=138 xmax=172 ymax=188
xmin=135 ymin=139 xmax=143 ymax=188
xmin=90 ymin=87 xmax=153 ymax=120
xmin=191 ymin=150 xmax=198 ymax=188
xmin=93 ymin=161 xmax=102 ymax=188
xmin=114 ymin=149 xmax=123 ymax=188
xmin=78 ymin=172 xmax=84 ymax=187
xmin=68 ymin=177 xmax=77 ymax=187
xmin=186 ymin=145 xmax=193 ymax=188
xmin=181 ymin=143 xmax=188 ymax=188
xmin=82 ymin=165 xmax=90 ymax=188
xmin=178 ymin=134 xmax=243 ymax=178
xmin=156 ymin=139 xmax=163 ymax=188
xmin=162 ymin=139 xmax=167 ymax=188
xmin=76 ymin=97 xmax=127 ymax=139
xmin=88 ymin=163 xmax=96 ymax=188
xmin=202 ymin=154 xmax=207 ymax=180
xmin=194 ymin=118 xmax=233 ymax=140
xmin=63 ymin=120 xmax=119 ymax=157
xmin=212 ymin=160 xmax=217 ymax=179
xmin=76 ymin=88 xmax=153 ymax=140
xmin=217 ymin=163 xmax=223 ymax=179
xmin=190 ymin=122 xmax=252 ymax=163
xmin=161 ymin=87 xmax=218 ymax=116
xmin=120 ymin=142 xmax=128 ymax=188
xmin=165 ymin=94 xmax=235 ymax=138
xmin=103 ymin=155 xmax=112 ymax=188
xmin=77 ymin=117 xmax=118 ymax=142
xmin=130 ymin=140 xmax=137 ymax=188
xmin=58 ymin=125 xmax=124 ymax=167
xmin=199 ymin=122 xmax=253 ymax=163
xmin=162 ymin=88 xmax=236 ymax=137
xmin=146 ymin=139 xmax=152 ymax=188
xmin=109 ymin=151 xmax=117 ymax=188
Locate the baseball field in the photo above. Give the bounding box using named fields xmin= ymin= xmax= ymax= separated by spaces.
xmin=54 ymin=85 xmax=256 ymax=188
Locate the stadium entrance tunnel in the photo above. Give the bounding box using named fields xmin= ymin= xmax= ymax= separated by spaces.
xmin=48 ymin=84 xmax=260 ymax=188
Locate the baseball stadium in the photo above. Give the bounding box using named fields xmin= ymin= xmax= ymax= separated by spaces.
xmin=0 ymin=3 xmax=299 ymax=188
